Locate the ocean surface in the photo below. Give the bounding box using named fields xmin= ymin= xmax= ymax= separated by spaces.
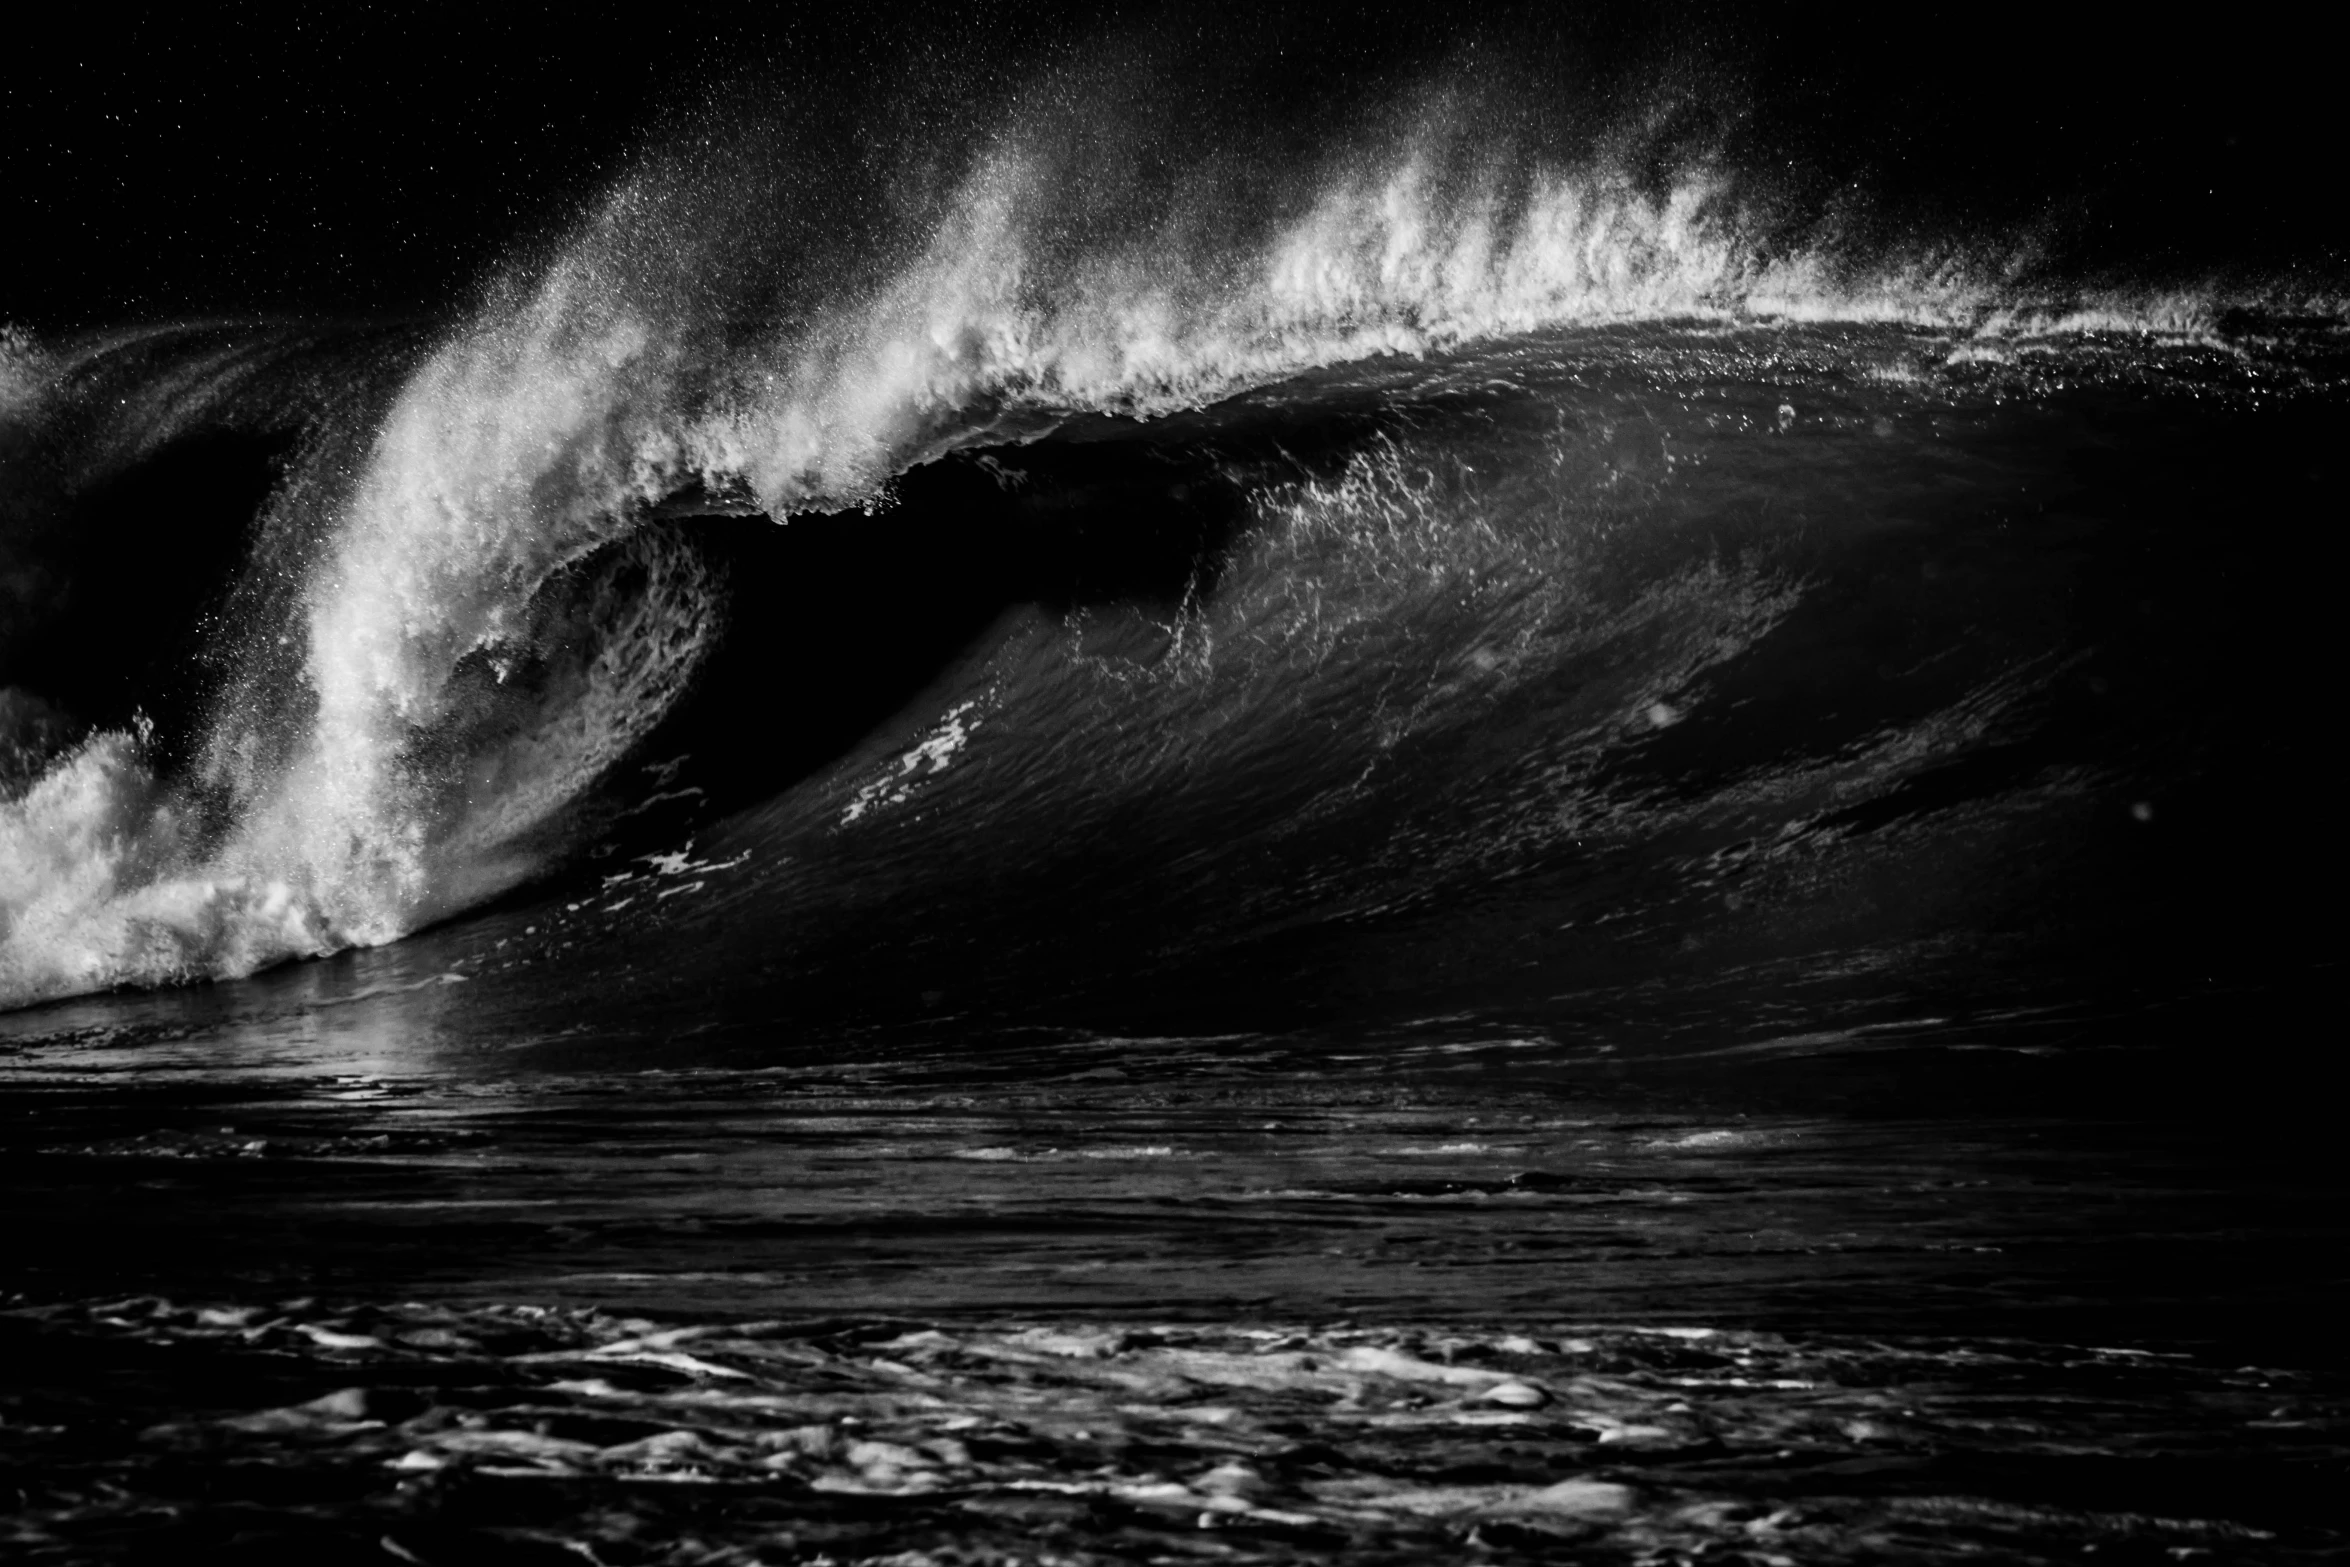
xmin=5 ymin=36 xmax=2347 ymax=1560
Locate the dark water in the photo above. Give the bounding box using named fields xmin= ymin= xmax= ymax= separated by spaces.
xmin=8 ymin=992 xmax=2349 ymax=1561
xmin=6 ymin=15 xmax=2348 ymax=1561
xmin=11 ymin=998 xmax=2349 ymax=1343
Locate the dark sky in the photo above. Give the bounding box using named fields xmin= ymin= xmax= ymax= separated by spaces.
xmin=4 ymin=3 xmax=2343 ymax=330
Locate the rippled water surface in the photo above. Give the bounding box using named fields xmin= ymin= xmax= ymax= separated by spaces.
xmin=7 ymin=959 xmax=2347 ymax=1563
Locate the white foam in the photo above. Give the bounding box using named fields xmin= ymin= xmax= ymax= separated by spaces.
xmin=842 ymin=701 xmax=985 ymax=825
xmin=688 ymin=149 xmax=2294 ymax=520
xmin=0 ymin=733 xmax=335 ymax=999
xmin=2 ymin=259 xmax=719 ymax=1006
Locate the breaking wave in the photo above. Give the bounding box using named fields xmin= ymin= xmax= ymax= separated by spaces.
xmin=1 ymin=84 xmax=2342 ymax=1013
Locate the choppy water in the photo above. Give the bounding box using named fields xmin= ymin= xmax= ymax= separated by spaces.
xmin=8 ymin=1015 xmax=2347 ymax=1562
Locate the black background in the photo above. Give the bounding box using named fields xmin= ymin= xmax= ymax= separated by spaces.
xmin=5 ymin=2 xmax=2345 ymax=330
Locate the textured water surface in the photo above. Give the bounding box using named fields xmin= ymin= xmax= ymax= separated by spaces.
xmin=9 ymin=1300 xmax=2344 ymax=1565
xmin=8 ymin=25 xmax=2346 ymax=1560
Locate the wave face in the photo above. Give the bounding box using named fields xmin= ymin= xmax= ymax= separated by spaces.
xmin=1 ymin=75 xmax=2343 ymax=1029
